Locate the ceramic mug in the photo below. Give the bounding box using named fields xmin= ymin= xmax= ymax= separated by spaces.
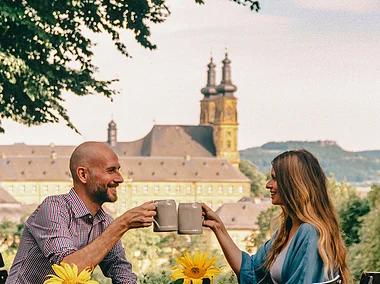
xmin=178 ymin=202 xmax=203 ymax=235
xmin=153 ymin=199 xmax=178 ymax=232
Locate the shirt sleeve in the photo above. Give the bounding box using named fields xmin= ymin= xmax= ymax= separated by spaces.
xmin=26 ymin=197 xmax=77 ymax=265
xmin=99 ymin=240 xmax=137 ymax=284
xmin=239 ymin=237 xmax=274 ymax=284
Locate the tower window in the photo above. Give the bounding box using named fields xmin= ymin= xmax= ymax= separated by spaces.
xmin=226 ymin=141 xmax=231 ymax=148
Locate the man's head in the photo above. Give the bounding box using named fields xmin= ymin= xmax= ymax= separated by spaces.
xmin=69 ymin=141 xmax=124 ymax=205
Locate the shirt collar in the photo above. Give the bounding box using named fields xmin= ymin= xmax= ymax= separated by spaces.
xmin=68 ymin=188 xmax=108 ymax=223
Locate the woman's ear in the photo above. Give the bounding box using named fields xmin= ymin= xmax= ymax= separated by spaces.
xmin=77 ymin=166 xmax=89 ymax=183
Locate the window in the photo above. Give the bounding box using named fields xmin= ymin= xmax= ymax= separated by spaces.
xmin=55 ymin=185 xmax=60 ymax=193
xmin=20 ymin=185 xmax=25 ymax=193
xmin=43 ymin=185 xmax=48 ymax=193
xmin=8 ymin=186 xmax=13 ymax=193
xmin=207 ymin=186 xmax=212 ymax=193
xmin=132 ymin=185 xmax=137 ymax=193
xmin=176 ymin=185 xmax=181 ymax=193
xmin=197 ymin=186 xmax=202 ymax=194
xmin=238 ymin=185 xmax=244 ymax=193
xmin=218 ymin=186 xmax=223 ymax=194
xmin=143 ymin=185 xmax=148 ymax=193
xmin=226 ymin=141 xmax=231 ymax=148
xmin=154 ymin=185 xmax=159 ymax=194
xmin=32 ymin=185 xmax=37 ymax=193
xmin=165 ymin=185 xmax=170 ymax=193
xmin=228 ymin=185 xmax=233 ymax=193
xmin=187 ymin=186 xmax=191 ymax=194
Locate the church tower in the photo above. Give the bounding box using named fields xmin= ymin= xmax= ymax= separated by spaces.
xmin=107 ymin=120 xmax=117 ymax=147
xmin=213 ymin=52 xmax=240 ymax=167
xmin=200 ymin=56 xmax=218 ymax=125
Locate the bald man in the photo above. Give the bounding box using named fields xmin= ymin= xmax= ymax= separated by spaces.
xmin=7 ymin=142 xmax=156 ymax=284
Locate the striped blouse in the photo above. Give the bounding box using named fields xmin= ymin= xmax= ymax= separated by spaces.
xmin=6 ymin=189 xmax=137 ymax=284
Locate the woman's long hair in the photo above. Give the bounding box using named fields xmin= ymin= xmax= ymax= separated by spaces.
xmin=263 ymin=149 xmax=351 ymax=283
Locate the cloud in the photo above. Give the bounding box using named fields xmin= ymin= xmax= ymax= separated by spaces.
xmin=294 ymin=0 xmax=380 ymax=13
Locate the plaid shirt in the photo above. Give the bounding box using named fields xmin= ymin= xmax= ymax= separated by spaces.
xmin=6 ymin=189 xmax=137 ymax=284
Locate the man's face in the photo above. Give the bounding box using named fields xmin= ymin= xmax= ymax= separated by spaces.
xmin=88 ymin=173 xmax=119 ymax=203
xmin=87 ymin=150 xmax=124 ymax=205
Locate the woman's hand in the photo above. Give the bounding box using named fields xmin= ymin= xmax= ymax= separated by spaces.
xmin=201 ymin=203 xmax=224 ymax=232
xmin=200 ymin=203 xmax=242 ymax=276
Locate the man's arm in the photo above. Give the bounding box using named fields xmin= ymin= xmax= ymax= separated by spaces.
xmin=62 ymin=201 xmax=156 ymax=273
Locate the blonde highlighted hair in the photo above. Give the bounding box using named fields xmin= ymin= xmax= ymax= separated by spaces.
xmin=263 ymin=149 xmax=351 ymax=283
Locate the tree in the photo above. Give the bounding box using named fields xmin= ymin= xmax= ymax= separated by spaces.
xmin=349 ymin=184 xmax=380 ymax=281
xmin=239 ymin=160 xmax=269 ymax=197
xmin=0 ymin=0 xmax=260 ymax=134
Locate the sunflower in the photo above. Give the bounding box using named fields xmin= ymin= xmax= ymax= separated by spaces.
xmin=44 ymin=262 xmax=99 ymax=284
xmin=170 ymin=251 xmax=221 ymax=284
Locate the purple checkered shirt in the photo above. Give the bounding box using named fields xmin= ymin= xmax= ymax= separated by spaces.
xmin=6 ymin=188 xmax=137 ymax=284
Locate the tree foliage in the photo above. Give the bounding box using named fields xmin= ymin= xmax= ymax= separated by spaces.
xmin=239 ymin=159 xmax=269 ymax=197
xmin=0 ymin=0 xmax=260 ymax=133
xmin=349 ymin=184 xmax=380 ymax=281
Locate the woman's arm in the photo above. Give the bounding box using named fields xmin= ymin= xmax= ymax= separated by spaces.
xmin=201 ymin=203 xmax=243 ymax=277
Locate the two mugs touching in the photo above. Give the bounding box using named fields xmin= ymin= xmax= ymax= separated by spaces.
xmin=153 ymin=200 xmax=203 ymax=235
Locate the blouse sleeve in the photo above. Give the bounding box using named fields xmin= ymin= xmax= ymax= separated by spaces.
xmin=239 ymin=237 xmax=274 ymax=284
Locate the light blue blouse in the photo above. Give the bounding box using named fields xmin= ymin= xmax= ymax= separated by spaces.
xmin=239 ymin=223 xmax=334 ymax=284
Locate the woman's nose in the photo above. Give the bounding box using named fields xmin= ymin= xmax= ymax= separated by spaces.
xmin=266 ymin=180 xmax=272 ymax=189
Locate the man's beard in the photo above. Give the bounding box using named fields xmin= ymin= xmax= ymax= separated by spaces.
xmin=89 ymin=177 xmax=118 ymax=204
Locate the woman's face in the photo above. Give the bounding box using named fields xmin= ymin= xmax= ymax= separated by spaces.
xmin=266 ymin=168 xmax=284 ymax=206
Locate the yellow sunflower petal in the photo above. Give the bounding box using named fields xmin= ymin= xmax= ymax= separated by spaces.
xmin=183 ymin=252 xmax=194 ymax=266
xmin=43 ymin=276 xmax=64 ymax=284
xmin=192 ymin=279 xmax=203 ymax=284
xmin=77 ymin=266 xmax=92 ymax=281
xmin=71 ymin=263 xmax=78 ymax=278
xmin=51 ymin=263 xmax=70 ymax=279
xmin=175 ymin=256 xmax=191 ymax=268
xmin=204 ymin=256 xmax=217 ymax=270
xmin=204 ymin=267 xmax=222 ymax=278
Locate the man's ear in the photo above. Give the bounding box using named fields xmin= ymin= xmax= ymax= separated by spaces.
xmin=77 ymin=166 xmax=89 ymax=183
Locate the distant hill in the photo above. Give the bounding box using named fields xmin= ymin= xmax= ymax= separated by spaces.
xmin=239 ymin=141 xmax=380 ymax=187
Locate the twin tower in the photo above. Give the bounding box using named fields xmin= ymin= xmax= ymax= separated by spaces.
xmin=199 ymin=52 xmax=240 ymax=167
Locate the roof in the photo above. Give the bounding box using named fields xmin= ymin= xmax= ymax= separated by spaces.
xmin=0 ymin=203 xmax=38 ymax=222
xmin=118 ymin=156 xmax=250 ymax=182
xmin=0 ymin=187 xmax=20 ymax=204
xmin=216 ymin=201 xmax=273 ymax=230
xmin=114 ymin=125 xmax=216 ymax=157
xmin=0 ymin=156 xmax=249 ymax=182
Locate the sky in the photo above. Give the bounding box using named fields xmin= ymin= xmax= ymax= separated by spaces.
xmin=1 ymin=0 xmax=380 ymax=152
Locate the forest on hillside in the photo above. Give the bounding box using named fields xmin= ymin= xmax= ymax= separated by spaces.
xmin=240 ymin=141 xmax=380 ymax=186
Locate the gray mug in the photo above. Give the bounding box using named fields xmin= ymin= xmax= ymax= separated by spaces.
xmin=178 ymin=202 xmax=203 ymax=235
xmin=153 ymin=199 xmax=178 ymax=232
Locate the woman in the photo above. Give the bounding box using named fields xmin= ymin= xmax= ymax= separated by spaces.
xmin=201 ymin=149 xmax=351 ymax=283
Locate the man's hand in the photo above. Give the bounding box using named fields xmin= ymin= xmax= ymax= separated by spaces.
xmin=119 ymin=201 xmax=157 ymax=230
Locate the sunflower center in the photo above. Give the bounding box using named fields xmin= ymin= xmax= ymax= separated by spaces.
xmin=184 ymin=266 xmax=206 ymax=279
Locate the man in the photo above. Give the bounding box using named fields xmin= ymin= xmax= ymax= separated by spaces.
xmin=6 ymin=142 xmax=156 ymax=283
